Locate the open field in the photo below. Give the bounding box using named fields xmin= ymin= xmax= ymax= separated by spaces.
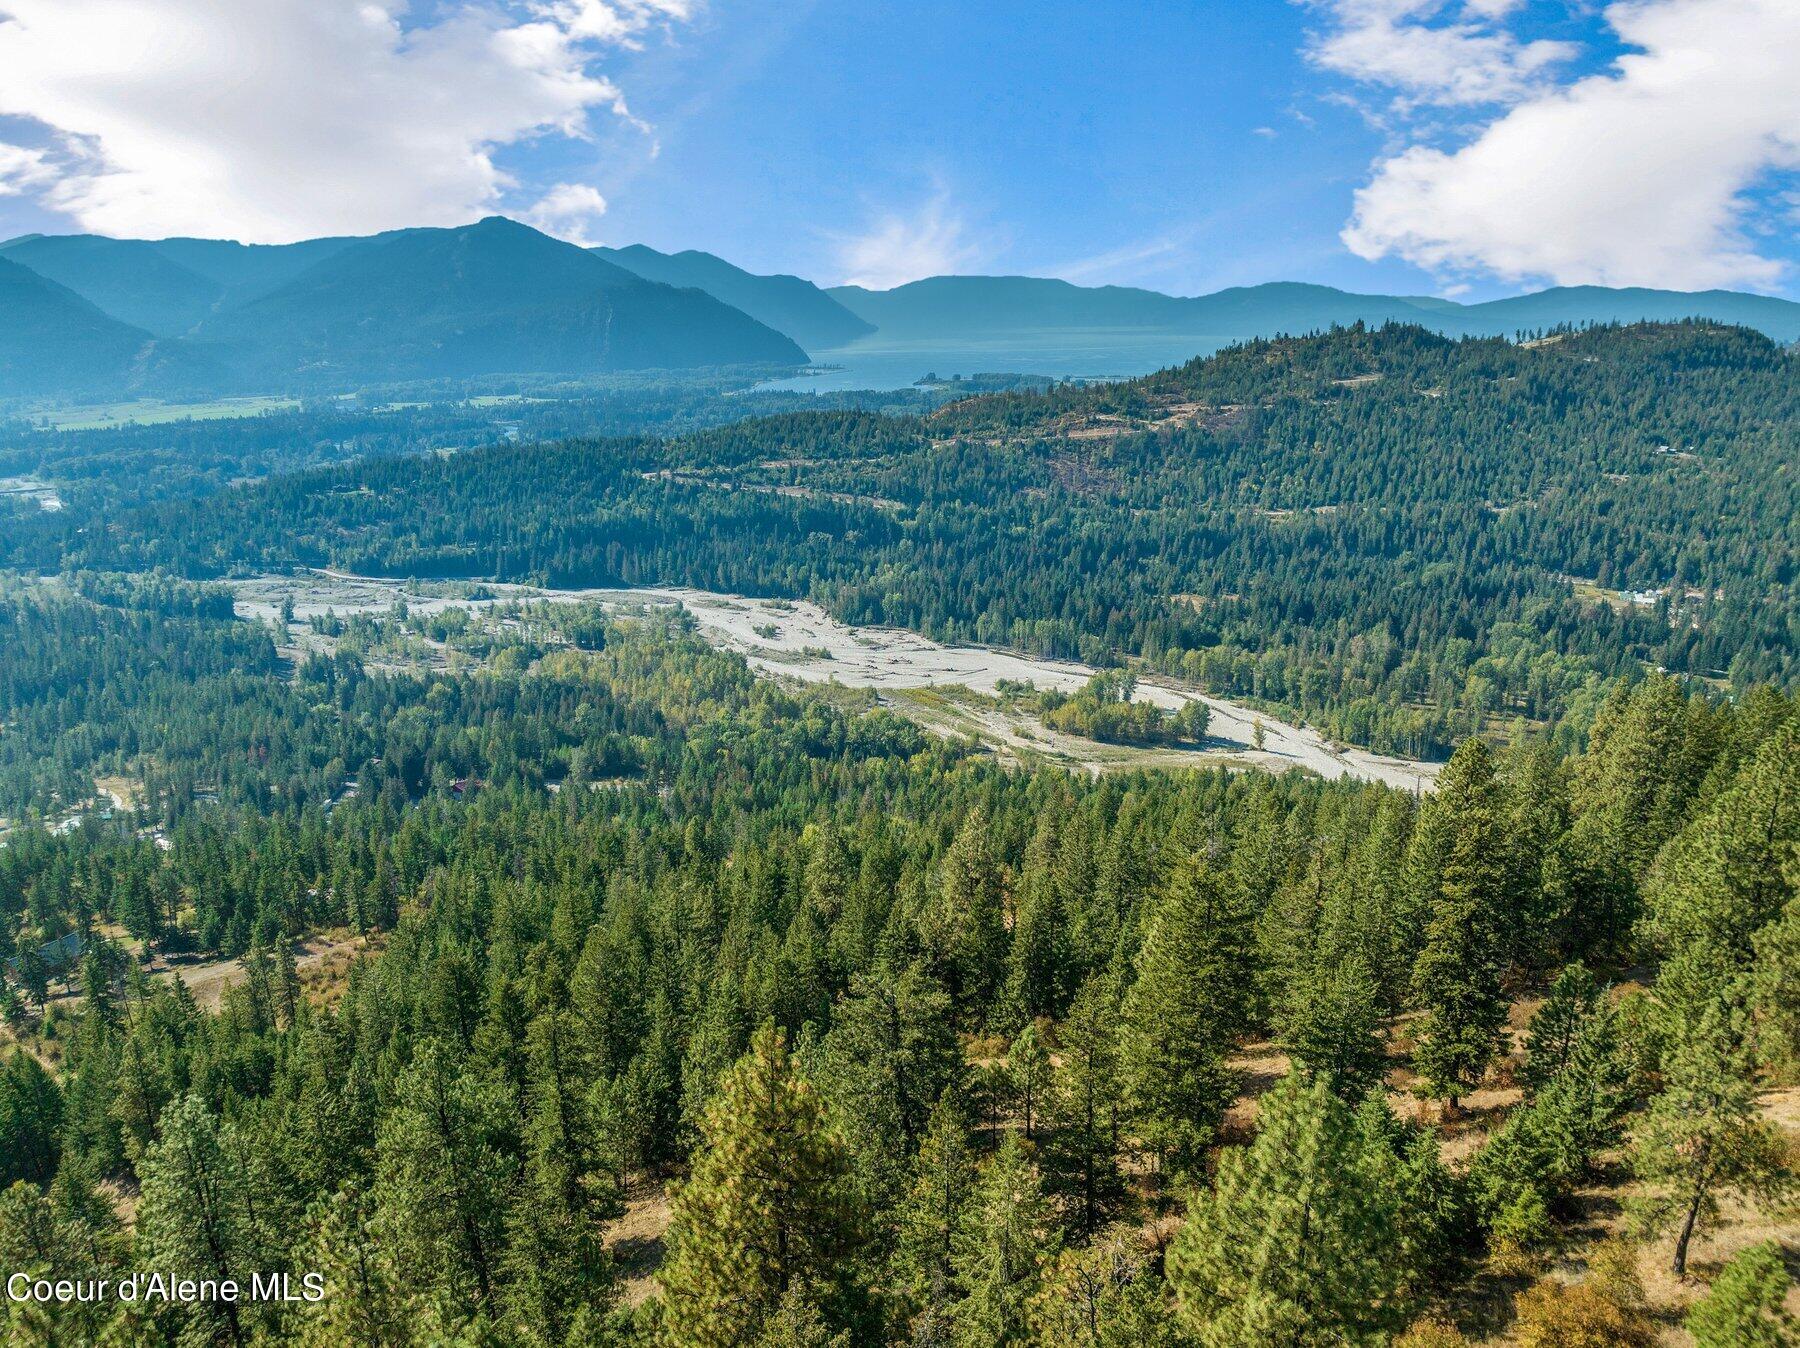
xmin=26 ymin=394 xmax=300 ymax=430
xmin=229 ymin=571 xmax=1442 ymax=791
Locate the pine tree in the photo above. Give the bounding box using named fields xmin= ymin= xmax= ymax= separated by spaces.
xmin=0 ymin=1172 xmax=121 ymax=1346
xmin=0 ymin=1179 xmax=63 ymax=1275
xmin=570 ymin=920 xmax=650 ymax=1082
xmin=1045 ymin=975 xmax=1128 ymax=1234
xmin=1646 ymin=720 xmax=1798 ymax=967
xmin=750 ymin=1285 xmax=854 ymax=1348
xmin=501 ymin=1007 xmax=621 ymax=1343
xmin=373 ymin=1040 xmax=514 ymax=1314
xmin=135 ymin=1095 xmax=270 ymax=1348
xmin=1026 ymin=1224 xmax=1175 ymax=1348
xmin=1355 ymin=791 xmax=1418 ymax=1010
xmin=659 ymin=1024 xmax=871 ymax=1348
xmin=274 ymin=940 xmax=300 ymax=1028
xmin=818 ymin=960 xmax=963 ymax=1212
xmin=1409 ymin=740 xmax=1511 ymax=1111
xmin=894 ymin=1096 xmax=979 ymax=1329
xmin=921 ymin=811 xmax=1008 ymax=1023
xmin=603 ymin=989 xmax=683 ymax=1180
xmin=298 ymin=1183 xmax=410 ymax=1348
xmin=1521 ymin=963 xmax=1603 ymax=1093
xmin=1629 ymin=994 xmax=1789 ymax=1275
xmin=501 ymin=1161 xmax=614 ymax=1346
xmin=1005 ymin=818 xmax=1075 ymax=1023
xmin=0 ymin=1052 xmax=62 ymax=1186
xmin=1684 ymin=1240 xmax=1797 ymax=1348
xmin=1008 ymin=1021 xmax=1051 ymax=1140
xmin=1279 ymin=952 xmax=1388 ymax=1102
xmin=949 ymin=1133 xmax=1056 ymax=1348
xmin=1500 ymin=742 xmax=1570 ymax=972
xmin=1121 ymin=859 xmax=1250 ymax=1177
xmin=1571 ymin=675 xmax=1710 ymax=879
xmin=1166 ymin=1072 xmax=1410 ymax=1347
xmin=1754 ymin=895 xmax=1800 ymax=1077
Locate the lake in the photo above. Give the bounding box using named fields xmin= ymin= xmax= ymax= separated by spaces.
xmin=759 ymin=328 xmax=1238 ymax=392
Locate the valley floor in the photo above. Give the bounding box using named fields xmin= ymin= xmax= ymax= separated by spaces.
xmin=230 ymin=571 xmax=1442 ymax=792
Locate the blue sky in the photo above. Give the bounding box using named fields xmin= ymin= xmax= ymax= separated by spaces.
xmin=0 ymin=1 xmax=1796 ymax=298
xmin=582 ymin=1 xmax=1393 ymax=293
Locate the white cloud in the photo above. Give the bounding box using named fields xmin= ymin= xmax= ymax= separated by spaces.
xmin=1342 ymin=0 xmax=1800 ymax=290
xmin=1306 ymin=0 xmax=1576 ymax=108
xmin=834 ymin=191 xmax=989 ymax=290
xmin=523 ymin=181 xmax=609 ymax=244
xmin=0 ymin=0 xmax=687 ymax=242
xmin=547 ymin=0 xmax=693 ymax=47
xmin=0 ymin=141 xmax=54 ymax=194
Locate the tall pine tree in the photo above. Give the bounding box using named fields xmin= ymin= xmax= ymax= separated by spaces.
xmin=1409 ymin=740 xmax=1511 ymax=1111
xmin=660 ymin=1025 xmax=872 ymax=1348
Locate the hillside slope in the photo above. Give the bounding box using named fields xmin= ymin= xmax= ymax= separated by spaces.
xmin=191 ymin=217 xmax=809 ymax=385
xmin=597 ymin=244 xmax=874 ymax=350
xmin=0 ymin=255 xmax=160 ymax=397
xmin=50 ymin=322 xmax=1795 ymax=757
xmin=0 ymin=235 xmax=224 ymax=335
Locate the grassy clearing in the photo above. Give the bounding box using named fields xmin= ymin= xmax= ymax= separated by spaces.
xmin=31 ymin=395 xmax=300 ymax=430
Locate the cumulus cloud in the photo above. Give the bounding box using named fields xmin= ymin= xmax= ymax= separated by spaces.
xmin=1340 ymin=0 xmax=1800 ymax=290
xmin=523 ymin=181 xmax=609 ymax=245
xmin=0 ymin=0 xmax=686 ymax=242
xmin=1306 ymin=0 xmax=1576 ymax=108
xmin=834 ymin=191 xmax=989 ymax=290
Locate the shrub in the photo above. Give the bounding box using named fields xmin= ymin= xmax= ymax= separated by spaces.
xmin=1513 ymin=1270 xmax=1655 ymax=1348
xmin=1486 ymin=1188 xmax=1555 ymax=1276
xmin=1394 ymin=1317 xmax=1471 ymax=1347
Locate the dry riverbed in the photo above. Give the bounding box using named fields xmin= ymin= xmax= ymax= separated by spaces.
xmin=231 ymin=572 xmax=1441 ymax=792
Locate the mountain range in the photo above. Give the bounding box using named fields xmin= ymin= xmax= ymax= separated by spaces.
xmin=4 ymin=215 xmax=1799 ymax=401
xmin=0 ymin=219 xmax=805 ymax=398
xmin=824 ymin=275 xmax=1800 ymax=345
xmin=188 ymin=219 xmax=806 ymax=388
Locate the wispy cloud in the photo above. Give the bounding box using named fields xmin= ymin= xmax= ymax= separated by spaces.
xmin=0 ymin=0 xmax=691 ymax=242
xmin=1054 ymin=230 xmax=1199 ymax=287
xmin=831 ymin=187 xmax=992 ymax=289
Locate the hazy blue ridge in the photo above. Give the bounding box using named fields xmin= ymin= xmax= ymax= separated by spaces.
xmin=0 ymin=254 xmax=163 ymax=396
xmin=596 ymin=243 xmax=874 ymax=350
xmin=826 ymin=274 xmax=1800 ymax=345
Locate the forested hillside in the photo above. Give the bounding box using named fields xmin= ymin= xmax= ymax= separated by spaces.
xmin=0 ymin=376 xmax=940 ymax=530
xmin=0 ymin=318 xmax=1795 ymax=1347
xmin=0 ymin=571 xmax=1795 ymax=1346
xmin=36 ymin=321 xmax=1796 ymax=757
